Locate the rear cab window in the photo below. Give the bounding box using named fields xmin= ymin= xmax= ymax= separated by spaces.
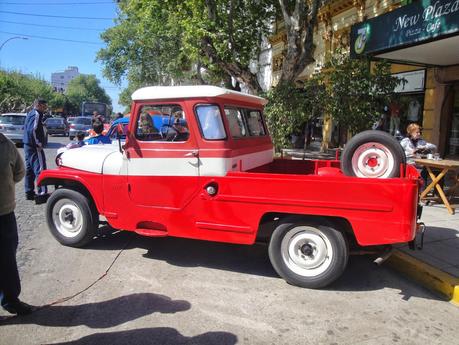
xmin=224 ymin=107 xmax=266 ymax=139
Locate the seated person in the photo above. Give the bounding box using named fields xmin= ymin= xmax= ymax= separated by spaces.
xmin=171 ymin=110 xmax=189 ymax=141
xmin=400 ymin=123 xmax=437 ymax=189
xmin=57 ymin=132 xmax=86 ymax=154
xmin=138 ymin=112 xmax=159 ymax=140
xmin=86 ymin=120 xmax=111 ymax=145
xmin=400 ymin=123 xmax=436 ymax=164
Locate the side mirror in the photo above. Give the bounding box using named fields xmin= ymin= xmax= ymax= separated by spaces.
xmin=116 ymin=123 xmax=124 ymax=137
xmin=116 ymin=123 xmax=124 ymax=153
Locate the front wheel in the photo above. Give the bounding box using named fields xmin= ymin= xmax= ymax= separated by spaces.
xmin=268 ymin=220 xmax=349 ymax=289
xmin=46 ymin=188 xmax=98 ymax=247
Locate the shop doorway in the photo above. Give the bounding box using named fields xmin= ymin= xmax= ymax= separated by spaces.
xmin=446 ymin=84 xmax=459 ymax=158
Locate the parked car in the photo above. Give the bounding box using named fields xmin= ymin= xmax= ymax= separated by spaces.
xmin=45 ymin=117 xmax=69 ymax=136
xmin=69 ymin=117 xmax=92 ymax=140
xmin=67 ymin=117 xmax=76 ymax=126
xmin=106 ymin=116 xmax=129 ymax=141
xmin=0 ymin=113 xmax=27 ymax=146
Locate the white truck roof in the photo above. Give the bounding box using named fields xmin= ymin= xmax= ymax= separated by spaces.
xmin=131 ymin=85 xmax=268 ymax=105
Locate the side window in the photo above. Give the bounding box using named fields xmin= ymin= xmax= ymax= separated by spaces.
xmin=135 ymin=104 xmax=189 ymax=142
xmin=224 ymin=107 xmax=247 ymax=138
xmin=244 ymin=110 xmax=266 ymax=136
xmin=196 ymin=105 xmax=226 ymax=140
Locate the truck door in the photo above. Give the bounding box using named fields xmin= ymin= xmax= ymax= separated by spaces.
xmin=125 ymin=104 xmax=200 ymax=209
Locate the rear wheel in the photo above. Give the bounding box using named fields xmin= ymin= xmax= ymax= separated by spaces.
xmin=341 ymin=130 xmax=405 ymax=178
xmin=46 ymin=188 xmax=98 ymax=247
xmin=268 ymin=220 xmax=349 ymax=288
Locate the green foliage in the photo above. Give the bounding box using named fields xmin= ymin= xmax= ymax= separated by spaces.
xmin=65 ymin=75 xmax=112 ymax=115
xmin=97 ymin=0 xmax=276 ymax=106
xmin=324 ymin=51 xmax=400 ymax=135
xmin=264 ymin=78 xmax=326 ymax=151
xmin=0 ymin=69 xmax=54 ymax=113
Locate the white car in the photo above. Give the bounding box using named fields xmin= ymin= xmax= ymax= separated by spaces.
xmin=0 ymin=113 xmax=27 ymax=146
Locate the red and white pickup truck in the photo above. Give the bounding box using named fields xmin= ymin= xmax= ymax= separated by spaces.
xmin=38 ymin=86 xmax=422 ymax=288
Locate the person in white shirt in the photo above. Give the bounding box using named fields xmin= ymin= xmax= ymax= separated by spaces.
xmin=400 ymin=123 xmax=436 ymax=164
xmin=400 ymin=123 xmax=437 ymax=189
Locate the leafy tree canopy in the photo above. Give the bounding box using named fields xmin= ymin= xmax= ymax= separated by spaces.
xmin=97 ymin=0 xmax=276 ymax=100
xmin=324 ymin=51 xmax=401 ymax=135
xmin=0 ymin=70 xmax=54 ymax=113
xmin=65 ymin=74 xmax=112 ymax=115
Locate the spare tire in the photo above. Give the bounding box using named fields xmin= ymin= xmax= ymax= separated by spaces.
xmin=341 ymin=130 xmax=405 ymax=178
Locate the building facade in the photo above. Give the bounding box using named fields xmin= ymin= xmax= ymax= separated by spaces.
xmin=51 ymin=66 xmax=80 ymax=93
xmin=269 ymin=0 xmax=459 ymax=158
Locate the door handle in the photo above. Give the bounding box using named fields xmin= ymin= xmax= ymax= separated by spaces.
xmin=184 ymin=150 xmax=199 ymax=157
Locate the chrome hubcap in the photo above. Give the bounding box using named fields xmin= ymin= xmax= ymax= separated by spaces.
xmin=281 ymin=226 xmax=333 ymax=277
xmin=352 ymin=142 xmax=395 ymax=178
xmin=52 ymin=198 xmax=83 ymax=238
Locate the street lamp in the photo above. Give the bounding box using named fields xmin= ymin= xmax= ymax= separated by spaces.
xmin=0 ymin=36 xmax=29 ymax=52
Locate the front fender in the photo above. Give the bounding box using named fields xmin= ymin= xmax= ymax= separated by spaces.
xmin=38 ymin=168 xmax=105 ymax=214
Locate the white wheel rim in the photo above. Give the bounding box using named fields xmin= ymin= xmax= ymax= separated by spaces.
xmin=52 ymin=198 xmax=83 ymax=238
xmin=280 ymin=226 xmax=333 ymax=277
xmin=351 ymin=142 xmax=395 ymax=178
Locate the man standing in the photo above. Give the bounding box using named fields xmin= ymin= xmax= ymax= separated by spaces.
xmin=23 ymin=98 xmax=48 ymax=203
xmin=0 ymin=133 xmax=35 ymax=315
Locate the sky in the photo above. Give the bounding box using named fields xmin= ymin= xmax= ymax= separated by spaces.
xmin=0 ymin=0 xmax=125 ymax=113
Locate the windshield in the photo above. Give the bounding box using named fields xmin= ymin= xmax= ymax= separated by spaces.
xmin=74 ymin=117 xmax=92 ymax=125
xmin=82 ymin=103 xmax=106 ymax=117
xmin=46 ymin=118 xmax=63 ymax=125
xmin=0 ymin=115 xmax=26 ymax=125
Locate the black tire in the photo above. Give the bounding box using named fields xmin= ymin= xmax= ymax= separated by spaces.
xmin=46 ymin=188 xmax=98 ymax=247
xmin=69 ymin=136 xmax=74 ymax=141
xmin=268 ymin=220 xmax=349 ymax=289
xmin=341 ymin=130 xmax=405 ymax=178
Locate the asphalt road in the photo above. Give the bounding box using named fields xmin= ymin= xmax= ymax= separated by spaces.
xmin=1 ymin=135 xmax=458 ymax=345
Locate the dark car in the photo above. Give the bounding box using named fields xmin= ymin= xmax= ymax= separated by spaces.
xmin=69 ymin=117 xmax=92 ymax=140
xmin=45 ymin=117 xmax=69 ymax=137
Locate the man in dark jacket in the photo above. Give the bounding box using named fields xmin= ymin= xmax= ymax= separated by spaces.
xmin=23 ymin=98 xmax=48 ymax=203
xmin=0 ymin=133 xmax=35 ymax=315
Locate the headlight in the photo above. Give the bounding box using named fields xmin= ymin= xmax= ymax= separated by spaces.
xmin=55 ymin=152 xmax=63 ymax=166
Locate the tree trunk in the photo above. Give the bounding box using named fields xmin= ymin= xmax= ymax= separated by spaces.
xmin=201 ymin=37 xmax=263 ymax=94
xmin=278 ymin=0 xmax=321 ymax=84
xmin=202 ymin=0 xmax=262 ymax=94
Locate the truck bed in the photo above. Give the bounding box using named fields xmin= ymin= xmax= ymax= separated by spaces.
xmin=247 ymin=158 xmax=341 ymax=175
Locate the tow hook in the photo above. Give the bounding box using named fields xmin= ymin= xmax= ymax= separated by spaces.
xmin=408 ymin=222 xmax=426 ymax=250
xmin=416 ymin=222 xmax=426 ymax=250
xmin=373 ymin=246 xmax=394 ymax=266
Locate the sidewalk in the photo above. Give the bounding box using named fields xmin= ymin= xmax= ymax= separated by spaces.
xmin=389 ymin=204 xmax=459 ymax=305
xmin=285 ymin=143 xmax=459 ymax=305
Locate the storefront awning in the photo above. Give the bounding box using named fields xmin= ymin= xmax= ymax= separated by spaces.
xmin=350 ymin=0 xmax=459 ymax=66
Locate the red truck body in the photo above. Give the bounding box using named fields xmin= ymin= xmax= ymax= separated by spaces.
xmin=38 ymin=86 xmax=421 ymax=288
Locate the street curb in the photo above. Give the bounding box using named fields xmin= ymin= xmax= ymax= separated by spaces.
xmin=386 ymin=250 xmax=459 ymax=306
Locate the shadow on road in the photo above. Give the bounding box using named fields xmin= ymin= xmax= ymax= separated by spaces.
xmin=81 ymin=226 xmax=445 ymax=302
xmin=44 ymin=328 xmax=238 ymax=345
xmin=0 ymin=293 xmax=190 ymax=328
xmin=44 ymin=141 xmax=64 ymax=149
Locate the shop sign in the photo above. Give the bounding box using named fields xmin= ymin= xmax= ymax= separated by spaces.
xmin=393 ymin=70 xmax=425 ymax=93
xmin=350 ymin=0 xmax=459 ymax=58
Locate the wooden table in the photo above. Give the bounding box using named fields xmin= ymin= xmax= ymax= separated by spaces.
xmin=414 ymin=158 xmax=459 ymax=214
